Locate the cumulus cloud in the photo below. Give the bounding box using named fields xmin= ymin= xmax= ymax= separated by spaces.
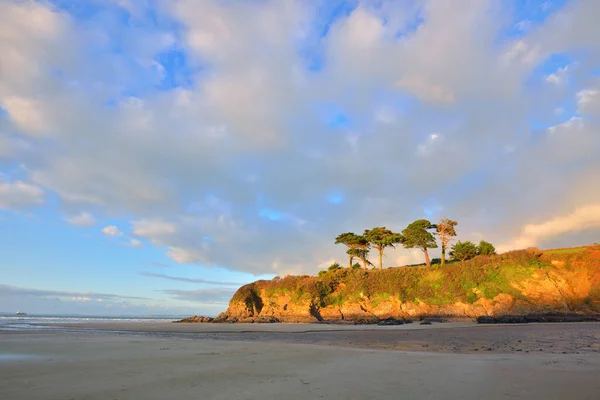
xmin=0 ymin=179 xmax=44 ymax=209
xmin=545 ymin=66 xmax=570 ymax=86
xmin=128 ymin=238 xmax=143 ymax=248
xmin=65 ymin=212 xmax=95 ymax=226
xmin=578 ymin=88 xmax=600 ymax=115
xmin=1 ymin=0 xmax=600 ymax=277
xmin=102 ymin=225 xmax=123 ymax=237
xmin=498 ymin=204 xmax=600 ymax=252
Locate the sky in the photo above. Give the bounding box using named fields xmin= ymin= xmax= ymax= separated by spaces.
xmin=1 ymin=0 xmax=600 ymax=316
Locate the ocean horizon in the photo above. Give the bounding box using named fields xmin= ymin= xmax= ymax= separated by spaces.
xmin=0 ymin=312 xmax=192 ymax=331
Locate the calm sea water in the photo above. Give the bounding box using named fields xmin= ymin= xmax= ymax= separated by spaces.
xmin=0 ymin=313 xmax=181 ymax=331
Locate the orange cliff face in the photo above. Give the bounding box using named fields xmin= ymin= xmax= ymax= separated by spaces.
xmin=213 ymin=246 xmax=600 ymax=323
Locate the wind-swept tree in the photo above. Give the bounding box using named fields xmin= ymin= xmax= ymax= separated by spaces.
xmin=450 ymin=240 xmax=478 ymax=261
xmin=347 ymin=247 xmax=372 ymax=270
xmin=434 ymin=218 xmax=458 ymax=266
xmin=335 ymin=232 xmax=369 ymax=268
xmin=364 ymin=227 xmax=403 ymax=270
xmin=402 ymin=219 xmax=438 ymax=268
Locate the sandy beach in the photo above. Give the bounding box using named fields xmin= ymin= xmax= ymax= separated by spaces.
xmin=1 ymin=322 xmax=600 ymax=399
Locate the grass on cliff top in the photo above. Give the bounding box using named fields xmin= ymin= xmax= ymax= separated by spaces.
xmin=234 ymin=246 xmax=600 ymax=308
xmin=543 ymin=247 xmax=586 ymax=255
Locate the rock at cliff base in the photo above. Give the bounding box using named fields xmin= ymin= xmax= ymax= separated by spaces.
xmin=377 ymin=317 xmax=405 ymax=326
xmin=173 ymin=316 xmax=214 ymax=323
xmin=477 ymin=314 xmax=600 ymax=324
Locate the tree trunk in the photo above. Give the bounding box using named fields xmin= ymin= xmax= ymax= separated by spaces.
xmin=348 ymin=253 xmax=353 ymax=269
xmin=378 ymin=247 xmax=383 ymax=270
xmin=423 ymin=247 xmax=431 ymax=268
xmin=441 ymin=245 xmax=446 ymax=266
xmin=362 ymin=257 xmax=368 ymax=270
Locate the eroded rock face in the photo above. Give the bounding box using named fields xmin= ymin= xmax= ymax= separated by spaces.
xmin=198 ymin=247 xmax=600 ymax=323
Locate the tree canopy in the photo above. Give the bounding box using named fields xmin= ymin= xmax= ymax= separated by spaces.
xmin=364 ymin=227 xmax=403 ymax=269
xmin=347 ymin=247 xmax=372 ymax=269
xmin=402 ymin=219 xmax=437 ymax=267
xmin=332 ymin=220 xmax=495 ymax=271
xmin=335 ymin=232 xmax=369 ymax=268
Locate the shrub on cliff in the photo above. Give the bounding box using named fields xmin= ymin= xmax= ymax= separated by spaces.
xmin=477 ymin=240 xmax=496 ymax=255
xmin=328 ymin=262 xmax=342 ymax=271
xmin=450 ymin=240 xmax=478 ymax=262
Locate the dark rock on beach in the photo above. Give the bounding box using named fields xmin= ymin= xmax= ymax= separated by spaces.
xmin=377 ymin=317 xmax=405 ymax=326
xmin=173 ymin=316 xmax=214 ymax=323
xmin=477 ymin=314 xmax=600 ymax=324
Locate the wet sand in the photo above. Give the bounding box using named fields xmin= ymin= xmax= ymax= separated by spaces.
xmin=1 ymin=322 xmax=600 ymax=399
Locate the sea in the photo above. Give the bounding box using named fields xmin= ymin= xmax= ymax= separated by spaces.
xmin=0 ymin=313 xmax=182 ymax=331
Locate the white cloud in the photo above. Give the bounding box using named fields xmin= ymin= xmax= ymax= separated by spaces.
xmin=167 ymin=247 xmax=206 ymax=264
xmin=498 ymin=204 xmax=600 ymax=252
xmin=102 ymin=225 xmax=123 ymax=237
xmin=395 ymin=249 xmax=424 ymax=267
xmin=577 ymin=88 xmax=600 ymax=115
xmin=1 ymin=97 xmax=48 ymax=136
xmin=396 ymin=77 xmax=455 ymax=104
xmin=128 ymin=238 xmax=143 ymax=248
xmin=502 ymin=40 xmax=542 ymax=67
xmin=0 ymin=179 xmax=44 ymax=210
xmin=132 ymin=220 xmax=176 ymax=240
xmin=65 ymin=212 xmax=95 ymax=227
xmin=545 ymin=66 xmax=569 ymax=86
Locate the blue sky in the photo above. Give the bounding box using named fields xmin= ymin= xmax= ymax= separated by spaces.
xmin=1 ymin=0 xmax=600 ymax=315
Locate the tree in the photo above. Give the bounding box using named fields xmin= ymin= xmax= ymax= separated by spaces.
xmin=335 ymin=232 xmax=369 ymax=268
xmin=434 ymin=218 xmax=458 ymax=266
xmin=402 ymin=219 xmax=438 ymax=268
xmin=477 ymin=240 xmax=496 ymax=255
xmin=450 ymin=240 xmax=478 ymax=261
xmin=347 ymin=247 xmax=372 ymax=269
xmin=364 ymin=227 xmax=403 ymax=270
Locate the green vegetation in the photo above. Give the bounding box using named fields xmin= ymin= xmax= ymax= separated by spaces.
xmin=328 ymin=262 xmax=342 ymax=271
xmin=335 ymin=232 xmax=369 ymax=269
xmin=347 ymin=247 xmax=372 ymax=269
xmin=544 ymin=247 xmax=585 ymax=255
xmin=239 ymin=248 xmax=590 ymax=311
xmin=363 ymin=227 xmax=403 ymax=270
xmin=402 ymin=219 xmax=438 ymax=267
xmin=477 ymin=240 xmax=496 ymax=255
xmin=451 ymin=240 xmax=478 ymax=261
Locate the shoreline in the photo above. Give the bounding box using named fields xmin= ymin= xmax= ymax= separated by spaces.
xmin=10 ymin=320 xmax=600 ymax=355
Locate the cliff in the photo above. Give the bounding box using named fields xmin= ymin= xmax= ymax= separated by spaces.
xmin=213 ymin=246 xmax=600 ymax=323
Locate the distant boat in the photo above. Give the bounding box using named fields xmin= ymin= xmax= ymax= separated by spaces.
xmin=15 ymin=311 xmax=27 ymax=316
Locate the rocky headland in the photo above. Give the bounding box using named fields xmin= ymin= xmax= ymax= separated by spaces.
xmin=180 ymin=246 xmax=600 ymax=324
